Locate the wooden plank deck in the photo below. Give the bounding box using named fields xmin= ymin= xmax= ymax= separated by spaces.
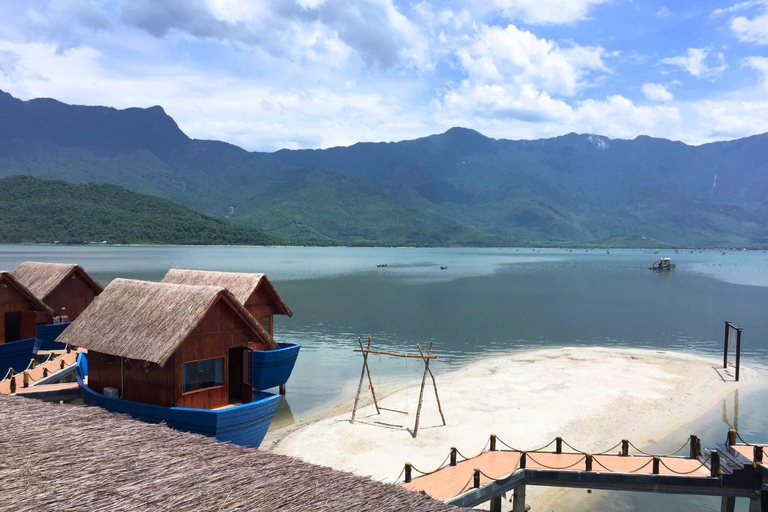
xmin=402 ymin=450 xmax=711 ymax=502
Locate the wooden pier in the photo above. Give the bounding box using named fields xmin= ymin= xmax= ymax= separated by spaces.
xmin=401 ymin=430 xmax=767 ymax=512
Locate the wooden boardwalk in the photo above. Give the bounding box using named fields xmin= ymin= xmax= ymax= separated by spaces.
xmin=401 ymin=432 xmax=767 ymax=512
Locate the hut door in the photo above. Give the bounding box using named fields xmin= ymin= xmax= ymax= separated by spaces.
xmin=4 ymin=312 xmax=22 ymax=342
xmin=228 ymin=347 xmax=252 ymax=403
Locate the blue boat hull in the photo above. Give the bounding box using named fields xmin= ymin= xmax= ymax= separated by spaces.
xmin=36 ymin=322 xmax=71 ymax=351
xmin=249 ymin=342 xmax=301 ymax=391
xmin=76 ymin=354 xmax=281 ymax=448
xmin=0 ymin=337 xmax=40 ymax=374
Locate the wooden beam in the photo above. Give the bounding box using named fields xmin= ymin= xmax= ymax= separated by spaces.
xmin=354 ymin=349 xmax=438 ymax=359
xmin=412 ymin=343 xmax=431 ymax=438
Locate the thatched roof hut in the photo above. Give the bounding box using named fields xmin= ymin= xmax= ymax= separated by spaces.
xmin=163 ymin=268 xmax=292 ymax=316
xmin=12 ymin=262 xmax=103 ymax=302
xmin=0 ymin=272 xmax=52 ymax=315
xmin=0 ymin=394 xmax=459 ymax=512
xmin=58 ymin=278 xmax=277 ymax=366
xmin=0 ymin=272 xmax=53 ymax=344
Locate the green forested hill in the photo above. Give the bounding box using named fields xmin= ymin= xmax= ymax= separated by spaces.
xmin=0 ymin=176 xmax=280 ymax=245
xmin=1 ymin=89 xmax=767 ymax=247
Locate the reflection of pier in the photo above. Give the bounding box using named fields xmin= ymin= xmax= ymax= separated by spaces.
xmin=401 ymin=430 xmax=767 ymax=512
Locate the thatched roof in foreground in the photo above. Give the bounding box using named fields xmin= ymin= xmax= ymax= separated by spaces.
xmin=12 ymin=261 xmax=104 ymax=301
xmin=0 ymin=272 xmax=53 ymax=314
xmin=58 ymin=279 xmax=277 ymax=365
xmin=163 ymin=268 xmax=293 ymax=316
xmin=0 ymin=395 xmax=458 ymax=512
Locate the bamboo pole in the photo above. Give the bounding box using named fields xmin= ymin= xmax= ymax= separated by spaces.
xmin=351 ymin=336 xmax=374 ymax=423
xmin=362 ymin=335 xmax=380 ymax=414
xmin=412 ymin=343 xmax=431 ymax=438
xmin=354 ymin=348 xmax=438 ymax=359
xmin=418 ymin=342 xmax=446 ymax=426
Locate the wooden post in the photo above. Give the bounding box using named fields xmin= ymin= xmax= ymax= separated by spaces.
xmin=728 ymin=429 xmax=737 ymax=446
xmin=473 ymin=469 xmax=481 ymax=488
xmin=490 ymin=496 xmax=502 ymax=512
xmin=512 ymin=484 xmax=527 ymax=512
xmin=490 ymin=434 xmax=497 ymax=452
xmin=721 ymin=496 xmax=736 ymax=512
xmin=556 ymin=437 xmax=562 ymax=454
xmin=711 ymin=450 xmax=721 ymax=477
xmin=520 ymin=452 xmax=527 ymax=469
xmin=621 ymin=439 xmax=629 ymax=456
xmin=690 ymin=435 xmax=700 ymax=458
xmin=653 ymin=457 xmax=660 ymax=474
xmin=736 ymin=329 xmax=742 ymax=382
xmin=279 ymin=384 xmax=286 ymax=395
xmin=351 ymin=336 xmax=377 ymax=423
xmin=22 ymin=370 xmax=29 ymax=388
xmin=418 ymin=342 xmax=446 ymax=426
xmin=450 ymin=447 xmax=457 ymax=466
xmin=404 ymin=463 xmax=412 ymax=483
xmin=585 ymin=454 xmax=593 ymax=472
xmin=761 ymin=486 xmax=767 ymax=512
xmin=748 ymin=494 xmax=760 ymax=512
xmin=412 ymin=343 xmax=432 ymax=438
xmin=754 ymin=446 xmax=763 ymax=465
xmin=10 ymin=376 xmax=16 ymax=393
xmin=724 ymin=321 xmax=730 ymax=368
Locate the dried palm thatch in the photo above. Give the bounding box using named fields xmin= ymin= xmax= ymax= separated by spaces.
xmin=0 ymin=271 xmax=53 ymax=315
xmin=12 ymin=261 xmax=104 ymax=301
xmin=57 ymin=279 xmax=277 ymax=366
xmin=0 ymin=395 xmax=458 ymax=512
xmin=163 ymin=268 xmax=293 ymax=316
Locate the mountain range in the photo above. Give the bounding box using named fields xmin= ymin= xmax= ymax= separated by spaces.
xmin=1 ymin=89 xmax=766 ymax=247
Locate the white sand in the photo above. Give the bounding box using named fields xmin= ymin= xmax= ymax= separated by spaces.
xmin=267 ymin=347 xmax=758 ymax=510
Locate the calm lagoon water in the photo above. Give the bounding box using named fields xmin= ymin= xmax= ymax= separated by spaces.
xmin=1 ymin=245 xmax=766 ymax=510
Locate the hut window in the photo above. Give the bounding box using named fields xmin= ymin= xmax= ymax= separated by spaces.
xmin=262 ymin=315 xmax=272 ymax=332
xmin=182 ymin=357 xmax=224 ymax=393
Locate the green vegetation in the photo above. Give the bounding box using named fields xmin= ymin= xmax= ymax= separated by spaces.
xmin=1 ymin=90 xmax=767 ymax=247
xmin=0 ymin=176 xmax=280 ymax=245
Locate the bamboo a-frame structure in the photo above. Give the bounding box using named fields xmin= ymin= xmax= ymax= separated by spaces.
xmin=350 ymin=335 xmax=446 ymax=438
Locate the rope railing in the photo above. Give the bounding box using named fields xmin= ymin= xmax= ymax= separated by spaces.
xmin=454 ymin=438 xmax=491 ymax=462
xmin=562 ymin=439 xmax=624 ymax=456
xmin=591 ymin=456 xmax=654 ymax=474
xmin=657 ymin=454 xmax=712 ymax=476
xmin=496 ymin=436 xmax=557 ymax=453
xmin=627 ymin=439 xmax=691 ymax=458
xmin=526 ymin=453 xmax=587 ymax=471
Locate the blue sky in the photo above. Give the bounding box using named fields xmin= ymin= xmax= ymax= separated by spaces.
xmin=0 ymin=0 xmax=767 ymax=151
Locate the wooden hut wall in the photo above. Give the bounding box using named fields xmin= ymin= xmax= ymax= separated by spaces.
xmin=44 ymin=273 xmax=97 ymax=321
xmin=87 ymin=298 xmax=272 ymax=409
xmin=0 ymin=285 xmax=38 ymax=344
xmin=245 ymin=286 xmax=276 ymax=336
xmin=88 ymin=351 xmax=177 ymax=407
xmin=174 ymin=298 xmax=270 ymax=409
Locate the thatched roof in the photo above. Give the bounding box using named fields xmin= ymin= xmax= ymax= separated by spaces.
xmin=12 ymin=261 xmax=104 ymax=301
xmin=163 ymin=268 xmax=293 ymax=316
xmin=0 ymin=395 xmax=458 ymax=512
xmin=0 ymin=272 xmax=53 ymax=314
xmin=57 ymin=279 xmax=277 ymax=365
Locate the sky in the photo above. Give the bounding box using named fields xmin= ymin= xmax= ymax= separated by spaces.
xmin=0 ymin=0 xmax=767 ymax=152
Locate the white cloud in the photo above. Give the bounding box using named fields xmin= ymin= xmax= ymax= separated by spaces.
xmin=483 ymin=0 xmax=610 ymax=25
xmin=712 ymin=0 xmax=767 ymax=17
xmin=656 ymin=7 xmax=673 ymax=17
xmin=642 ymin=83 xmax=674 ymax=102
xmin=742 ymin=56 xmax=768 ymax=87
xmin=661 ymin=48 xmax=728 ymax=77
xmin=732 ymin=11 xmax=768 ymax=44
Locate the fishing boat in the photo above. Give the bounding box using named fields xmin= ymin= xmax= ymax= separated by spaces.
xmin=34 ymin=321 xmax=70 ymax=351
xmin=76 ymin=353 xmax=281 ymax=448
xmin=440 ymin=266 xmax=448 ymax=270
xmin=376 ymin=263 xmax=388 ymax=268
xmin=249 ymin=342 xmax=302 ymax=391
xmin=59 ymin=279 xmax=288 ymax=449
xmin=649 ymin=257 xmax=676 ymax=271
xmin=0 ymin=337 xmax=41 ymax=376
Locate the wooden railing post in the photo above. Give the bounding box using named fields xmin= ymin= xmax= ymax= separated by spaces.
xmin=520 ymin=452 xmax=527 ymax=469
xmin=711 ymin=450 xmax=721 ymax=477
xmin=690 ymin=435 xmax=700 ymax=458
xmin=490 ymin=434 xmax=497 ymax=452
xmin=556 ymin=437 xmax=562 ymax=454
xmin=450 ymin=447 xmax=457 ymax=466
xmin=585 ymin=454 xmax=593 ymax=472
xmin=621 ymin=439 xmax=629 ymax=456
xmin=653 ymin=457 xmax=660 ymax=474
xmin=754 ymin=446 xmax=763 ymax=465
xmin=728 ymin=429 xmax=738 ymax=446
xmin=404 ymin=463 xmax=412 ymax=483
xmin=473 ymin=469 xmax=481 ymax=488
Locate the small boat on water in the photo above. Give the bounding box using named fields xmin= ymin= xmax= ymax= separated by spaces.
xmin=649 ymin=257 xmax=676 ymax=271
xmin=376 ymin=263 xmax=388 ymax=268
xmin=249 ymin=342 xmax=302 ymax=391
xmin=440 ymin=266 xmax=448 ymax=270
